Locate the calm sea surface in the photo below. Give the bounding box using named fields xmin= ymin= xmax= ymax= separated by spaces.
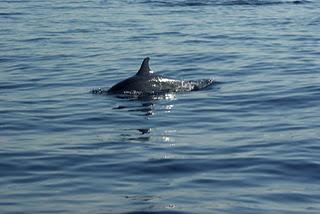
xmin=1 ymin=0 xmax=320 ymax=213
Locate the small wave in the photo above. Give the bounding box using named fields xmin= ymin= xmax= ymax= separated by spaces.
xmin=138 ymin=0 xmax=309 ymax=7
xmin=121 ymin=211 xmax=193 ymax=214
xmin=225 ymin=0 xmax=308 ymax=5
xmin=92 ymin=88 xmax=177 ymax=101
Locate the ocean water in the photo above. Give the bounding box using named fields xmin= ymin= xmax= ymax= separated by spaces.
xmin=1 ymin=0 xmax=320 ymax=213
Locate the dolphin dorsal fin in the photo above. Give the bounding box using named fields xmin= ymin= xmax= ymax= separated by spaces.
xmin=136 ymin=57 xmax=151 ymax=75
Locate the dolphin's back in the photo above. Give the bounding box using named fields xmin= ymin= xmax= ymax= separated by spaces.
xmin=103 ymin=57 xmax=214 ymax=96
xmin=107 ymin=74 xmax=178 ymax=94
xmin=107 ymin=75 xmax=143 ymax=93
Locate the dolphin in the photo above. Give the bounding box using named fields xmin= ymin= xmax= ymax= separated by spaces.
xmin=93 ymin=57 xmax=214 ymax=96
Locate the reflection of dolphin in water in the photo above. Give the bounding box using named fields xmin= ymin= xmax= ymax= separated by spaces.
xmin=92 ymin=57 xmax=214 ymax=96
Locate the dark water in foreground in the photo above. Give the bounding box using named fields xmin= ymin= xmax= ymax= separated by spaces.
xmin=1 ymin=0 xmax=320 ymax=213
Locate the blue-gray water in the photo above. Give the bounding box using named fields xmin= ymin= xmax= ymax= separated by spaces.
xmin=1 ymin=0 xmax=320 ymax=213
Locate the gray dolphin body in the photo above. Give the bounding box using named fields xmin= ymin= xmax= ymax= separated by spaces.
xmin=105 ymin=57 xmax=214 ymax=96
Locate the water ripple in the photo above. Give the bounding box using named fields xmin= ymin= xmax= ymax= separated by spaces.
xmin=1 ymin=0 xmax=320 ymax=213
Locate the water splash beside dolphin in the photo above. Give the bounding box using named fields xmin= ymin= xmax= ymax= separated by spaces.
xmin=92 ymin=57 xmax=214 ymax=98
